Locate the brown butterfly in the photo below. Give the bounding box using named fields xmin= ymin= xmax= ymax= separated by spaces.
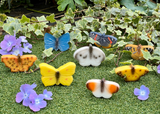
xmin=125 ymin=44 xmax=154 ymax=60
xmin=1 ymin=54 xmax=37 ymax=72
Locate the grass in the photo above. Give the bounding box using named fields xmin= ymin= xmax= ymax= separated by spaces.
xmin=0 ymin=35 xmax=160 ymax=114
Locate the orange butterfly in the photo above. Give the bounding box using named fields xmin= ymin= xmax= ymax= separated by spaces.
xmin=1 ymin=55 xmax=37 ymax=72
xmin=86 ymin=78 xmax=120 ymax=98
xmin=125 ymin=44 xmax=154 ymax=60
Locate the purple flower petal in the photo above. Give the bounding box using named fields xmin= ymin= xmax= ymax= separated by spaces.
xmin=0 ymin=49 xmax=11 ymax=55
xmin=29 ymin=103 xmax=40 ymax=112
xmin=16 ymin=92 xmax=24 ymax=103
xmin=134 ymin=88 xmax=140 ymax=96
xmin=43 ymin=89 xmax=53 ymax=100
xmin=38 ymin=100 xmax=47 ymax=108
xmin=11 ymin=46 xmax=23 ymax=56
xmin=19 ymin=36 xmax=27 ymax=42
xmin=23 ymin=43 xmax=32 ymax=53
xmin=138 ymin=95 xmax=149 ymax=100
xmin=16 ymin=38 xmax=22 ymax=47
xmin=31 ymin=83 xmax=37 ymax=89
xmin=23 ymin=98 xmax=30 ymax=106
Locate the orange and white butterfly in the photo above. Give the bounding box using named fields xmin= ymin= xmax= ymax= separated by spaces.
xmin=86 ymin=78 xmax=120 ymax=98
xmin=1 ymin=55 xmax=37 ymax=72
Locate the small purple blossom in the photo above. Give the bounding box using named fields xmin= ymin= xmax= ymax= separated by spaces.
xmin=16 ymin=84 xmax=37 ymax=106
xmin=19 ymin=36 xmax=28 ymax=42
xmin=157 ymin=64 xmax=160 ymax=74
xmin=11 ymin=46 xmax=23 ymax=56
xmin=134 ymin=85 xmax=150 ymax=101
xmin=43 ymin=89 xmax=53 ymax=100
xmin=0 ymin=35 xmax=16 ymax=51
xmin=16 ymin=38 xmax=22 ymax=47
xmin=29 ymin=92 xmax=47 ymax=112
xmin=23 ymin=43 xmax=32 ymax=53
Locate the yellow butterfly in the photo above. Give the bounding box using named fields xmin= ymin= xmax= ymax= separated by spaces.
xmin=115 ymin=64 xmax=149 ymax=82
xmin=125 ymin=44 xmax=154 ymax=60
xmin=1 ymin=54 xmax=37 ymax=72
xmin=39 ymin=62 xmax=76 ymax=87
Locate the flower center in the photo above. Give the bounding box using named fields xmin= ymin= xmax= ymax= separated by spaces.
xmin=140 ymin=91 xmax=145 ymax=95
xmin=24 ymin=93 xmax=28 ymax=98
xmin=15 ymin=50 xmax=19 ymax=55
xmin=35 ymin=99 xmax=40 ymax=104
xmin=8 ymin=42 xmax=11 ymax=46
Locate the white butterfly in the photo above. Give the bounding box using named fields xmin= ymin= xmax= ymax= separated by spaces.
xmin=86 ymin=78 xmax=120 ymax=98
xmin=73 ymin=44 xmax=105 ymax=66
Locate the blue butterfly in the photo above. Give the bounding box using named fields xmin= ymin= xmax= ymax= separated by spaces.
xmin=44 ymin=33 xmax=70 ymax=51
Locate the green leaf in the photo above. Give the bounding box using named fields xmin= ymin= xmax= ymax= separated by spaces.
xmin=105 ymin=54 xmax=115 ymax=61
xmin=35 ymin=30 xmax=44 ymax=36
xmin=74 ymin=0 xmax=84 ymax=6
xmin=0 ymin=14 xmax=7 ymax=22
xmin=42 ymin=48 xmax=53 ymax=59
xmin=114 ymin=30 xmax=122 ymax=36
xmin=75 ymin=19 xmax=88 ymax=29
xmin=83 ymin=17 xmax=94 ymax=22
xmin=65 ymin=8 xmax=75 ymax=19
xmin=154 ymin=47 xmax=160 ymax=56
xmin=120 ymin=59 xmax=133 ymax=65
xmin=85 ymin=7 xmax=94 ymax=16
xmin=110 ymin=68 xmax=116 ymax=74
xmin=117 ymin=40 xmax=128 ymax=47
xmin=87 ymin=38 xmax=99 ymax=44
xmin=141 ymin=50 xmax=152 ymax=61
xmin=57 ymin=0 xmax=73 ymax=11
xmin=46 ymin=14 xmax=56 ymax=23
xmin=20 ymin=14 xmax=30 ymax=24
xmin=123 ymin=50 xmax=132 ymax=54
xmin=34 ymin=59 xmax=41 ymax=68
xmin=37 ymin=15 xmax=48 ymax=24
xmin=64 ymin=24 xmax=71 ymax=32
xmin=146 ymin=64 xmax=153 ymax=71
xmin=0 ymin=21 xmax=3 ymax=27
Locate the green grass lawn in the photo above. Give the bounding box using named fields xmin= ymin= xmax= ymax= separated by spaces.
xmin=0 ymin=35 xmax=160 ymax=114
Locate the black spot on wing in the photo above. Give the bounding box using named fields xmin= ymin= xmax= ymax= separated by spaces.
xmin=125 ymin=46 xmax=132 ymax=51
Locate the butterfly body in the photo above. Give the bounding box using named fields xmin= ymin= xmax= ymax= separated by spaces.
xmin=125 ymin=44 xmax=154 ymax=60
xmin=39 ymin=62 xmax=76 ymax=86
xmin=86 ymin=78 xmax=120 ymax=98
xmin=89 ymin=32 xmax=117 ymax=48
xmin=1 ymin=55 xmax=37 ymax=72
xmin=73 ymin=44 xmax=105 ymax=66
xmin=115 ymin=64 xmax=149 ymax=81
xmin=44 ymin=33 xmax=70 ymax=51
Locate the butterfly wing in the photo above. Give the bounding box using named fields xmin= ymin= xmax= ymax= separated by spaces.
xmin=86 ymin=79 xmax=119 ymax=98
xmin=44 ymin=33 xmax=56 ymax=50
xmin=73 ymin=45 xmax=105 ymax=66
xmin=73 ymin=46 xmax=91 ymax=66
xmin=58 ymin=33 xmax=70 ymax=51
xmin=58 ymin=62 xmax=76 ymax=86
xmin=141 ymin=45 xmax=154 ymax=53
xmin=1 ymin=55 xmax=19 ymax=72
xmin=39 ymin=63 xmax=57 ymax=86
xmin=100 ymin=35 xmax=117 ymax=48
xmin=20 ymin=55 xmax=37 ymax=72
xmin=115 ymin=65 xmax=149 ymax=81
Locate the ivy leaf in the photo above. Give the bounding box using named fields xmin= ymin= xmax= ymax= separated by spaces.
xmin=0 ymin=21 xmax=3 ymax=27
xmin=123 ymin=50 xmax=132 ymax=54
xmin=99 ymin=25 xmax=106 ymax=34
xmin=0 ymin=14 xmax=7 ymax=22
xmin=46 ymin=14 xmax=56 ymax=23
xmin=74 ymin=0 xmax=84 ymax=6
xmin=85 ymin=7 xmax=94 ymax=16
xmin=110 ymin=68 xmax=116 ymax=74
xmin=57 ymin=0 xmax=74 ymax=11
xmin=65 ymin=8 xmax=75 ymax=20
xmin=42 ymin=48 xmax=53 ymax=59
xmin=64 ymin=24 xmax=71 ymax=32
xmin=146 ymin=64 xmax=153 ymax=71
xmin=120 ymin=59 xmax=133 ymax=65
xmin=153 ymin=47 xmax=160 ymax=56
xmin=114 ymin=30 xmax=122 ymax=36
xmin=117 ymin=40 xmax=127 ymax=47
xmin=34 ymin=59 xmax=41 ymax=68
xmin=83 ymin=17 xmax=94 ymax=22
xmin=37 ymin=15 xmax=48 ymax=24
xmin=105 ymin=54 xmax=115 ymax=61
xmin=87 ymin=38 xmax=99 ymax=44
xmin=70 ymin=40 xmax=77 ymax=51
xmin=35 ymin=30 xmax=44 ymax=36
xmin=20 ymin=14 xmax=30 ymax=24
xmin=141 ymin=50 xmax=152 ymax=61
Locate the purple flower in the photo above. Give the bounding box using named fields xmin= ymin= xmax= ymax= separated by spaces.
xmin=134 ymin=85 xmax=150 ymax=100
xmin=16 ymin=84 xmax=37 ymax=106
xmin=23 ymin=43 xmax=32 ymax=53
xmin=0 ymin=35 xmax=16 ymax=51
xmin=0 ymin=49 xmax=11 ymax=55
xmin=29 ymin=92 xmax=47 ymax=112
xmin=16 ymin=38 xmax=22 ymax=47
xmin=157 ymin=64 xmax=160 ymax=74
xmin=11 ymin=46 xmax=23 ymax=56
xmin=19 ymin=36 xmax=28 ymax=42
xmin=43 ymin=89 xmax=53 ymax=100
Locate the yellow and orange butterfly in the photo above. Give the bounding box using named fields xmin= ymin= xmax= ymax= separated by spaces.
xmin=1 ymin=55 xmax=37 ymax=72
xmin=125 ymin=44 xmax=154 ymax=60
xmin=115 ymin=64 xmax=149 ymax=82
xmin=39 ymin=62 xmax=76 ymax=87
xmin=86 ymin=78 xmax=120 ymax=98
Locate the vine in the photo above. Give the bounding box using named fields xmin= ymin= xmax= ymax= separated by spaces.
xmin=1 ymin=1 xmax=160 ymax=73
